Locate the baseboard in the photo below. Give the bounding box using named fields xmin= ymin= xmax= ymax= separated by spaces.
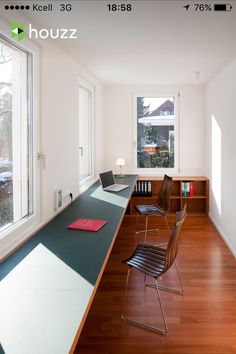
xmin=208 ymin=213 xmax=236 ymax=258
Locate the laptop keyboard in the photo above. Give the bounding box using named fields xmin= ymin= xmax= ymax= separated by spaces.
xmin=107 ymin=185 xmax=121 ymax=191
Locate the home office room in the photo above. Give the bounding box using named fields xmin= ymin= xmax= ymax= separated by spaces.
xmin=0 ymin=1 xmax=236 ymax=353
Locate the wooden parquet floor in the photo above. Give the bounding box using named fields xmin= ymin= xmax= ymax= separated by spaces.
xmin=75 ymin=215 xmax=236 ymax=354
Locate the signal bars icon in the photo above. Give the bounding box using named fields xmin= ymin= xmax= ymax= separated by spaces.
xmin=5 ymin=5 xmax=30 ymax=10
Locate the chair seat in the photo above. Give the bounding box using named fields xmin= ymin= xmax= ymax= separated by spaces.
xmin=135 ymin=204 xmax=166 ymax=216
xmin=123 ymin=243 xmax=167 ymax=278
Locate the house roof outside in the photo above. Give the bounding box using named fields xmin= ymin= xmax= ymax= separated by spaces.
xmin=149 ymin=99 xmax=174 ymax=116
xmin=138 ymin=99 xmax=174 ymax=126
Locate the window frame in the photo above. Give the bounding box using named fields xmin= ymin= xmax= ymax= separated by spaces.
xmin=78 ymin=76 xmax=95 ymax=192
xmin=0 ymin=32 xmax=39 ymax=259
xmin=132 ymin=92 xmax=179 ymax=175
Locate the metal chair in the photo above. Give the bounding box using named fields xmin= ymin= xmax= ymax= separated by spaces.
xmin=121 ymin=205 xmax=187 ymax=334
xmin=135 ymin=174 xmax=173 ymax=242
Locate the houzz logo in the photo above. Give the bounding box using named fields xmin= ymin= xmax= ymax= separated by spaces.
xmin=11 ymin=22 xmax=25 ymax=41
xmin=28 ymin=24 xmax=77 ymax=39
xmin=11 ymin=22 xmax=77 ymax=41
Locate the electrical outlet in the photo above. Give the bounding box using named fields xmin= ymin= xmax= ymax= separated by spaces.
xmin=55 ymin=189 xmax=62 ymax=210
xmin=62 ymin=192 xmax=72 ymax=204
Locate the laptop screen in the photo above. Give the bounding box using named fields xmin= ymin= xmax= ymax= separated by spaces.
xmin=99 ymin=171 xmax=115 ymax=188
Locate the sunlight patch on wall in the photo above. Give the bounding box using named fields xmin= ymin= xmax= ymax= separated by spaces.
xmin=212 ymin=115 xmax=221 ymax=215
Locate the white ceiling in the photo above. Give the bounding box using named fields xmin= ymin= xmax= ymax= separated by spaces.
xmin=27 ymin=0 xmax=236 ymax=85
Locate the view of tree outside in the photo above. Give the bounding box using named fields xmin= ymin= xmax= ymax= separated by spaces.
xmin=137 ymin=96 xmax=175 ymax=169
xmin=0 ymin=41 xmax=13 ymax=229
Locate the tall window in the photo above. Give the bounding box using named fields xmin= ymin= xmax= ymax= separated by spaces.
xmin=134 ymin=94 xmax=178 ymax=172
xmin=0 ymin=36 xmax=32 ymax=231
xmin=78 ymin=79 xmax=94 ymax=183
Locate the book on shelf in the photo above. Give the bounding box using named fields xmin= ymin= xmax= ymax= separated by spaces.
xmin=182 ymin=182 xmax=187 ymax=197
xmin=189 ymin=181 xmax=195 ymax=197
xmin=132 ymin=180 xmax=152 ymax=197
xmin=182 ymin=181 xmax=194 ymax=197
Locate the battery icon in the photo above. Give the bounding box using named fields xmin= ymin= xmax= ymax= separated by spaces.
xmin=214 ymin=4 xmax=232 ymax=11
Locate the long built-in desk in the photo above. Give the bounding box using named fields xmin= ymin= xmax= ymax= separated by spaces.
xmin=0 ymin=175 xmax=137 ymax=354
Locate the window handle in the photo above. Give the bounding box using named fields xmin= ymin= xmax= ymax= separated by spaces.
xmin=37 ymin=152 xmax=45 ymax=160
xmin=37 ymin=152 xmax=46 ymax=169
xmin=79 ymin=147 xmax=84 ymax=157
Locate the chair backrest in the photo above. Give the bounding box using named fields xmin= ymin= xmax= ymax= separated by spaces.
xmin=156 ymin=174 xmax=173 ymax=213
xmin=164 ymin=204 xmax=187 ymax=273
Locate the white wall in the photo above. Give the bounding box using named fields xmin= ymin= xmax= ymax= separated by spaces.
xmin=0 ymin=15 xmax=104 ymax=259
xmin=206 ymin=57 xmax=236 ymax=255
xmin=103 ymin=85 xmax=205 ymax=176
xmin=39 ymin=39 xmax=104 ymax=221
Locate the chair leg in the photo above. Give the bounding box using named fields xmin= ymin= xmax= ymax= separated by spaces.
xmin=165 ymin=215 xmax=170 ymax=232
xmin=135 ymin=213 xmax=141 ymax=243
xmin=145 ymin=261 xmax=184 ymax=295
xmin=144 ymin=215 xmax=148 ymax=243
xmin=136 ymin=215 xmax=169 ymax=244
xmin=121 ymin=267 xmax=132 ymax=321
xmin=158 ymin=261 xmax=184 ymax=295
xmin=135 ymin=212 xmax=139 ymax=228
xmin=135 ymin=215 xmax=149 ymax=243
xmin=174 ymin=260 xmax=184 ymax=294
xmin=155 ymin=279 xmax=168 ymax=334
xmin=121 ymin=269 xmax=168 ymax=334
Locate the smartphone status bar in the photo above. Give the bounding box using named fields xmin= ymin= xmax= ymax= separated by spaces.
xmin=184 ymin=3 xmax=232 ymax=12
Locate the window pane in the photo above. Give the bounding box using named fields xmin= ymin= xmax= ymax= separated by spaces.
xmin=79 ymin=85 xmax=93 ymax=182
xmin=0 ymin=38 xmax=31 ymax=231
xmin=137 ymin=97 xmax=175 ymax=169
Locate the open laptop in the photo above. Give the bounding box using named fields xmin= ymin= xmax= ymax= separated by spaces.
xmin=99 ymin=170 xmax=129 ymax=192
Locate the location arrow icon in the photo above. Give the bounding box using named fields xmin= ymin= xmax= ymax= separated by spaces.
xmin=183 ymin=4 xmax=190 ymax=11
